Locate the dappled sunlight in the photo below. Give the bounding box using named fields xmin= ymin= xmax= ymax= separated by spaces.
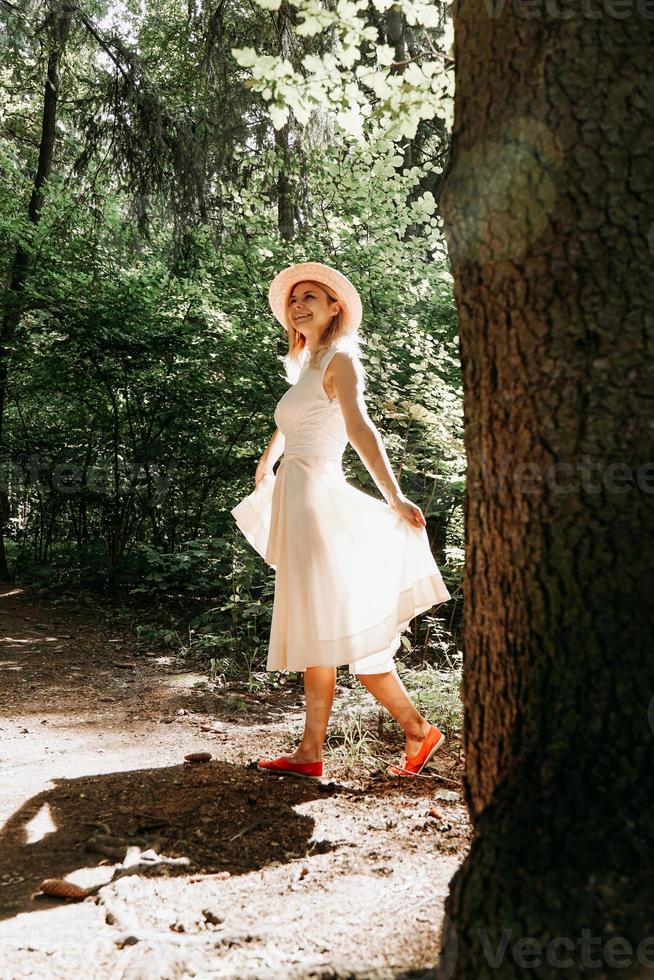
xmin=161 ymin=671 xmax=209 ymax=688
xmin=24 ymin=803 xmax=57 ymax=845
xmin=1 ymin=635 xmax=66 ymax=645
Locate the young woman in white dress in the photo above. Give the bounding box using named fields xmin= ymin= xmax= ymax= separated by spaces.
xmin=231 ymin=262 xmax=451 ymax=778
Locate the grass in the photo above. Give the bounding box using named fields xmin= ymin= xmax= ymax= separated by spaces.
xmin=325 ymin=710 xmax=387 ymax=776
xmin=395 ymin=662 xmax=464 ymax=736
xmin=281 ymin=662 xmax=463 ymax=777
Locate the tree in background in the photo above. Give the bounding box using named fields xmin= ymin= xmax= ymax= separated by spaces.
xmin=438 ymin=4 xmax=654 ymax=976
xmin=0 ymin=0 xmax=73 ymax=577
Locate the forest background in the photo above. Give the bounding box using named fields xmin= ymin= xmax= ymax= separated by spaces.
xmin=0 ymin=0 xmax=462 ymax=687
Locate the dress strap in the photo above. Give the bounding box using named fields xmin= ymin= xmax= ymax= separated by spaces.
xmin=318 ymin=343 xmax=342 ymax=381
xmin=315 ymin=346 xmax=337 ymax=403
xmin=317 ymin=339 xmax=363 ymax=402
xmin=319 ymin=336 xmax=362 ymax=374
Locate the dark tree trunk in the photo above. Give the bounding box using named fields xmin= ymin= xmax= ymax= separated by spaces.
xmin=386 ymin=6 xmax=413 ymax=172
xmin=0 ymin=1 xmax=72 ymax=578
xmin=438 ymin=5 xmax=654 ymax=978
xmin=275 ymin=122 xmax=294 ymax=241
xmin=275 ymin=1 xmax=294 ymax=240
xmin=426 ymin=511 xmax=447 ymax=567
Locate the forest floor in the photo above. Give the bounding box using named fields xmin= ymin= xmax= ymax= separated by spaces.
xmin=0 ymin=581 xmax=471 ymax=979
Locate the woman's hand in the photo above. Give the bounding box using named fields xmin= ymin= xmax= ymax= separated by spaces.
xmin=389 ymin=492 xmax=427 ymax=529
xmin=255 ymin=459 xmax=275 ymax=489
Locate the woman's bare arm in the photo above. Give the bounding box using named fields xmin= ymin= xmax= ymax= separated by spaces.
xmin=329 ymin=353 xmax=426 ymax=527
xmin=255 ymin=427 xmax=285 ymax=487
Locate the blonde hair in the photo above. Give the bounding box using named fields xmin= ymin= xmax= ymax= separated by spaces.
xmin=281 ymin=281 xmax=364 ymax=384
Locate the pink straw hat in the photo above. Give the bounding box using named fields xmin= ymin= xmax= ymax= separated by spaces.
xmin=268 ymin=262 xmax=363 ymax=336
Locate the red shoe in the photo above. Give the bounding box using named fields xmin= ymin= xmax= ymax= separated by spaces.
xmin=387 ymin=724 xmax=445 ymax=777
xmin=256 ymin=755 xmax=323 ymax=779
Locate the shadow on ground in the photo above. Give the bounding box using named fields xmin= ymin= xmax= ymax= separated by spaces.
xmin=0 ymin=760 xmax=343 ymax=922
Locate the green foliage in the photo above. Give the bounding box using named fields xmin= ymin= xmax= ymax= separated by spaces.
xmin=232 ymin=0 xmax=454 ymax=141
xmin=126 ymin=540 xmax=230 ymax=598
xmin=135 ymin=624 xmax=180 ymax=648
xmin=396 ymin=661 xmax=464 ymax=735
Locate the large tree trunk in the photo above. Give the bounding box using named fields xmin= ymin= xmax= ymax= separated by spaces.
xmin=0 ymin=0 xmax=72 ymax=578
xmin=438 ymin=5 xmax=654 ymax=978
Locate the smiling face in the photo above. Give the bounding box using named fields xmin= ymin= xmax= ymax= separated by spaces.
xmin=287 ymin=280 xmax=341 ymax=345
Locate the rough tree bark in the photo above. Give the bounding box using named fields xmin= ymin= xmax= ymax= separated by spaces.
xmin=438 ymin=4 xmax=654 ymax=978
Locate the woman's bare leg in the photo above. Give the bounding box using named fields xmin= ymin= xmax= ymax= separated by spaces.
xmin=355 ymin=668 xmax=432 ymax=757
xmin=284 ymin=666 xmax=337 ymax=763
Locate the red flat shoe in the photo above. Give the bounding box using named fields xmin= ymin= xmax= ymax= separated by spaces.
xmin=387 ymin=724 xmax=445 ymax=777
xmin=256 ymin=755 xmax=323 ymax=779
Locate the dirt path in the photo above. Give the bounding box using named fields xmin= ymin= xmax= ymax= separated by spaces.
xmin=0 ymin=582 xmax=470 ymax=979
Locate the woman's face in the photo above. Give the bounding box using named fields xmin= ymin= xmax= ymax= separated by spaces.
xmin=287 ymin=280 xmax=340 ymax=342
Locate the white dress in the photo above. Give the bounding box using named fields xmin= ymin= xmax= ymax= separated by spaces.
xmin=230 ymin=337 xmax=451 ymax=675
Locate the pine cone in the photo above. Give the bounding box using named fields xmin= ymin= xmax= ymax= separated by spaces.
xmin=38 ymin=878 xmax=90 ymax=900
xmin=184 ymin=752 xmax=212 ymax=763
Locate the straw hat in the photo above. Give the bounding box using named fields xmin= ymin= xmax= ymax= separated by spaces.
xmin=268 ymin=262 xmax=363 ymax=336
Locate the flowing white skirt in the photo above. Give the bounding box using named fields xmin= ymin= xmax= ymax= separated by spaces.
xmin=231 ymin=457 xmax=451 ymax=674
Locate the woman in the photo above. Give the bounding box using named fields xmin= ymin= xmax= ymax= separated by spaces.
xmin=231 ymin=262 xmax=451 ymax=779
